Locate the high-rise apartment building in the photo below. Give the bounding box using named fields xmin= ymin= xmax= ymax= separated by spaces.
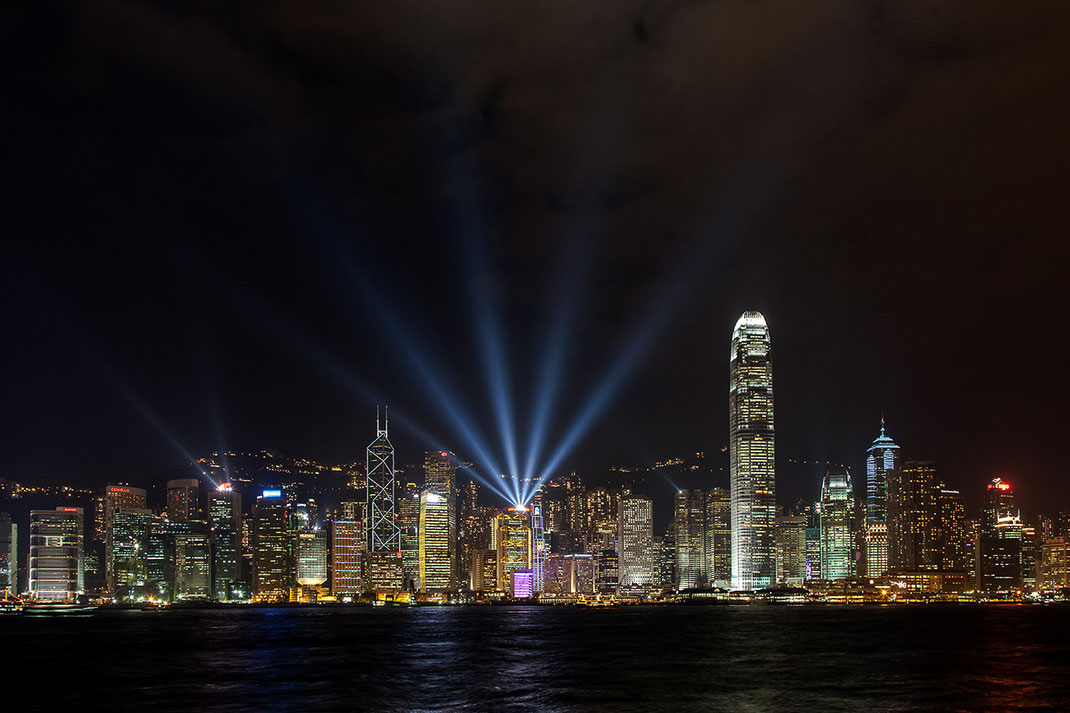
xmin=209 ymin=484 xmax=242 ymax=600
xmin=166 ymin=479 xmax=200 ymax=522
xmin=820 ymin=468 xmax=855 ymax=581
xmin=1039 ymin=537 xmax=1070 ymax=590
xmin=729 ymin=311 xmax=775 ymax=590
xmin=617 ymin=496 xmax=655 ymax=590
xmin=29 ymin=507 xmax=84 ymax=601
xmin=865 ymin=420 xmax=899 ymax=576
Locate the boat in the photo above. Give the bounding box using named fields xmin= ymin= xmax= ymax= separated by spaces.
xmin=0 ymin=590 xmax=23 ymax=614
xmin=23 ymin=601 xmax=98 ymax=616
xmin=576 ymin=595 xmax=618 ymax=608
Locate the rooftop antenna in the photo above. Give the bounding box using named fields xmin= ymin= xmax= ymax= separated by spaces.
xmin=880 ymin=411 xmax=886 ymax=437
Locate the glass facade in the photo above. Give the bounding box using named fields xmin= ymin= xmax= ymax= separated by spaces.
xmin=820 ymin=468 xmax=855 ymax=581
xmin=729 ymin=311 xmax=775 ymax=590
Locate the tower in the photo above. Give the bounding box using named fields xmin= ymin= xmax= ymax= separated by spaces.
xmin=617 ymin=495 xmax=655 ymax=590
xmin=366 ymin=408 xmax=401 ymax=553
xmin=729 ymin=311 xmax=775 ymax=590
xmin=978 ymin=478 xmax=1022 ymax=594
xmin=29 ymin=507 xmax=84 ymax=601
xmin=166 ymin=479 xmax=200 ymax=522
xmin=819 ymin=468 xmax=855 ymax=581
xmin=208 ymin=483 xmax=242 ymax=600
xmin=864 ymin=418 xmax=900 ymax=577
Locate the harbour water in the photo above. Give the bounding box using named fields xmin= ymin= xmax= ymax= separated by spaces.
xmin=5 ymin=604 xmax=1069 ymax=712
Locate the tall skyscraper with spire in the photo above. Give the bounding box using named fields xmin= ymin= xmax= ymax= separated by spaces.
xmin=729 ymin=311 xmax=775 ymax=590
xmin=865 ymin=417 xmax=900 ymax=576
xmin=366 ymin=407 xmax=400 ymax=553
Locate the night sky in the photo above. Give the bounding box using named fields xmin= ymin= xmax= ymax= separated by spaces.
xmin=4 ymin=1 xmax=1069 ymax=516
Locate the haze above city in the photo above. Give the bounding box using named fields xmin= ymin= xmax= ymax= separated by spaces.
xmin=5 ymin=2 xmax=1069 ymax=518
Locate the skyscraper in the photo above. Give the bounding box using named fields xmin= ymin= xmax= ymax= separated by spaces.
xmin=419 ymin=490 xmax=454 ymax=592
xmin=493 ymin=508 xmax=531 ymax=596
xmin=330 ymin=519 xmax=362 ymax=597
xmin=173 ymin=526 xmax=211 ymax=600
xmin=423 ymin=451 xmax=458 ymax=587
xmin=209 ymin=483 xmax=242 ymax=600
xmin=704 ymin=488 xmax=731 ymax=587
xmin=978 ymin=478 xmax=1022 ymax=594
xmin=729 ymin=311 xmax=775 ymax=590
xmin=888 ymin=461 xmax=941 ymax=572
xmin=252 ymin=490 xmax=292 ymax=602
xmin=296 ymin=530 xmax=329 ymax=587
xmin=865 ymin=419 xmax=899 ymax=576
xmin=166 ymin=479 xmax=200 ymax=522
xmin=0 ymin=512 xmax=16 ymax=595
xmin=368 ymin=408 xmax=402 ymax=573
xmin=673 ymin=490 xmax=705 ymax=589
xmin=29 ymin=507 xmax=84 ymax=601
xmin=617 ymin=495 xmax=655 ymax=590
xmin=111 ymin=508 xmax=155 ymax=597
xmin=104 ymin=484 xmax=147 ymax=592
xmin=820 ymin=468 xmax=855 ymax=581
xmin=774 ymin=516 xmax=807 ymax=585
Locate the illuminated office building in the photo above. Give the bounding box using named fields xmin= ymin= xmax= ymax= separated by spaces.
xmin=166 ymin=479 xmax=200 ymax=522
xmin=729 ymin=311 xmax=776 ymax=590
xmin=865 ymin=419 xmax=899 ymax=576
xmin=820 ymin=468 xmax=855 ymax=581
xmin=1021 ymin=525 xmax=1039 ymax=592
xmin=366 ymin=409 xmax=402 ymax=590
xmin=493 ymin=509 xmax=531 ymax=595
xmin=805 ymin=524 xmax=821 ymax=581
xmin=471 ymin=549 xmax=497 ymax=593
xmin=419 ymin=490 xmax=454 ymax=592
xmin=674 ymin=490 xmax=705 ymax=589
xmin=0 ymin=512 xmax=16 ymax=594
xmin=252 ymin=490 xmax=292 ymax=602
xmin=398 ymin=482 xmax=420 ymax=590
xmin=888 ymin=461 xmax=940 ymax=571
xmin=209 ymin=484 xmax=242 ymax=600
xmin=111 ymin=508 xmax=155 ymax=595
xmin=705 ymin=488 xmax=731 ymax=587
xmin=424 ymin=450 xmax=456 ymax=497
xmin=174 ymin=526 xmax=211 ymax=599
xmin=774 ymin=516 xmax=807 ymax=585
xmin=104 ymin=484 xmax=147 ymax=591
xmin=1039 ymin=537 xmax=1070 ymax=590
xmin=331 ymin=520 xmax=362 ymax=596
xmin=595 ymin=548 xmax=619 ymax=595
xmin=29 ymin=507 xmax=84 ymax=601
xmin=937 ymin=486 xmax=968 ymax=572
xmin=617 ymin=496 xmax=655 ymax=589
xmin=978 ymin=478 xmax=1022 ymax=594
xmin=296 ymin=529 xmax=329 ymax=587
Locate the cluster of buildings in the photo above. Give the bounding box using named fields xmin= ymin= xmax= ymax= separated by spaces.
xmin=2 ymin=311 xmax=1068 ymax=605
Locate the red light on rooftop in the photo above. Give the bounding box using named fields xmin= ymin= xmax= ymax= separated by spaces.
xmin=440 ymin=451 xmax=448 ymax=458
xmin=998 ymin=482 xmax=1011 ymax=491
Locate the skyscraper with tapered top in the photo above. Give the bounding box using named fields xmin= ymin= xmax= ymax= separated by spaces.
xmin=366 ymin=407 xmax=403 ymax=591
xmin=865 ymin=417 xmax=900 ymax=576
xmin=366 ymin=407 xmax=400 ymax=553
xmin=729 ymin=311 xmax=775 ymax=590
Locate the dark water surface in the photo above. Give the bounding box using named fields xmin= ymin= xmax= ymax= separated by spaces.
xmin=5 ymin=605 xmax=1070 ymax=712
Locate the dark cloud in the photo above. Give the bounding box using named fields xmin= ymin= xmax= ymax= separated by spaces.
xmin=3 ymin=1 xmax=1069 ymax=515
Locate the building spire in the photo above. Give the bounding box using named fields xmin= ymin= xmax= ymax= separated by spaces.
xmin=376 ymin=404 xmax=380 ymax=433
xmin=384 ymin=405 xmax=389 ymax=436
xmin=880 ymin=411 xmax=886 ymax=437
